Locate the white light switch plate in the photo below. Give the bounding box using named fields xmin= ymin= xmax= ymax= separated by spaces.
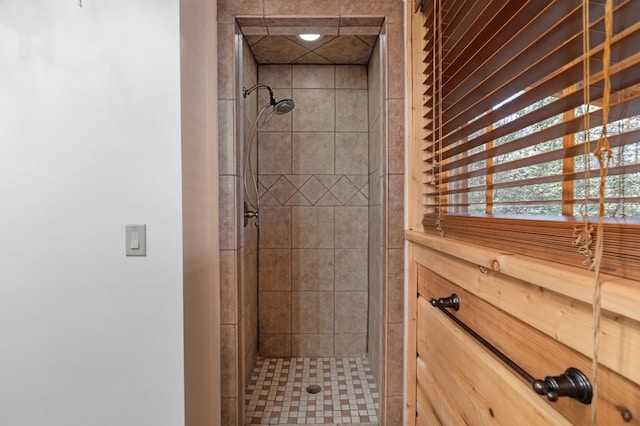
xmin=126 ymin=224 xmax=146 ymax=256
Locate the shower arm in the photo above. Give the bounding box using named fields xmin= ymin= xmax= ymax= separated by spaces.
xmin=242 ymin=83 xmax=277 ymax=106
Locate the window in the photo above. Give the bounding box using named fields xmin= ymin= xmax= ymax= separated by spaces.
xmin=418 ymin=0 xmax=640 ymax=280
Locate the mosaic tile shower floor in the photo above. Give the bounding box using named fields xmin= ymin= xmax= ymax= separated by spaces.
xmin=245 ymin=357 xmax=379 ymax=425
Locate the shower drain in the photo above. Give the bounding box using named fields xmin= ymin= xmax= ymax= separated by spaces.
xmin=306 ymin=384 xmax=322 ymax=394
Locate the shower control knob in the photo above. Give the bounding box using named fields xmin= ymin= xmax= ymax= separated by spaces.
xmin=243 ymin=202 xmax=259 ymax=227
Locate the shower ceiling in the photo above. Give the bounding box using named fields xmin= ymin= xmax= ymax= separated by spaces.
xmin=236 ymin=16 xmax=384 ymax=65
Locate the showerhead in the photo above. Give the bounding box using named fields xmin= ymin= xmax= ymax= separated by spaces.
xmin=243 ymin=83 xmax=295 ymax=115
xmin=273 ymin=98 xmax=295 ymax=115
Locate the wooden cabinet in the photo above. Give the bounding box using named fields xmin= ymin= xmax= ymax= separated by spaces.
xmin=406 ymin=231 xmax=640 ymax=425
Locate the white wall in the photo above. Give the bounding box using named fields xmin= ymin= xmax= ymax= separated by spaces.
xmin=0 ymin=1 xmax=185 ymax=425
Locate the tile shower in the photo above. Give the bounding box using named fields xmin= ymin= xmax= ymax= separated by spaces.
xmin=217 ymin=2 xmax=405 ymax=424
xmin=256 ymin=64 xmax=370 ymax=358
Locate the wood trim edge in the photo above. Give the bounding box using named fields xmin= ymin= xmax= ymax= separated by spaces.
xmin=405 ymin=230 xmax=640 ymax=323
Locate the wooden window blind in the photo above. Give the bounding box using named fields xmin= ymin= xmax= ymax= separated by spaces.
xmin=420 ymin=0 xmax=640 ymax=280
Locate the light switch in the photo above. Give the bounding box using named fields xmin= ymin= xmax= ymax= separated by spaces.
xmin=126 ymin=224 xmax=146 ymax=256
xmin=130 ymin=231 xmax=139 ymax=249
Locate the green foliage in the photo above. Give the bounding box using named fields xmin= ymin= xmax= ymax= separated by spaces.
xmin=454 ymin=97 xmax=640 ymax=218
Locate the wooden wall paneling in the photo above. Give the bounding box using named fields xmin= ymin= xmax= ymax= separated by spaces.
xmin=411 ymin=239 xmax=640 ymax=387
xmin=417 ymin=296 xmax=572 ymax=425
xmin=407 ymin=4 xmax=429 ymax=231
xmin=406 ymin=230 xmax=640 ymax=324
xmin=418 ymin=264 xmax=640 ymax=425
xmin=405 ymin=244 xmax=419 ymax=425
xmin=416 ymin=355 xmax=462 ymax=426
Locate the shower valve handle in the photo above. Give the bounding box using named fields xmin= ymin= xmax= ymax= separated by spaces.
xmin=243 ymin=202 xmax=259 ymax=227
xmin=244 ymin=210 xmax=258 ymax=219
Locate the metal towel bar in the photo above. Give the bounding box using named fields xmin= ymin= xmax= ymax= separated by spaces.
xmin=430 ymin=294 xmax=593 ymax=405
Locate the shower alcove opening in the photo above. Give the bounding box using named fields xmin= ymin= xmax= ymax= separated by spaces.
xmin=218 ymin=10 xmax=405 ymax=425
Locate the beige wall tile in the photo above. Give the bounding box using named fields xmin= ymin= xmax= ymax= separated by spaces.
xmin=243 ymin=46 xmax=258 ymax=92
xmin=264 ymin=0 xmax=340 ymax=16
xmin=242 ymin=248 xmax=258 ymax=313
xmin=339 ymin=0 xmax=400 ymax=16
xmin=335 ymin=248 xmax=368 ymax=291
xmin=221 ymin=397 xmax=238 ymax=426
xmin=252 ymin=36 xmax=311 ymax=64
xmin=220 ymin=249 xmax=238 ymax=325
xmin=316 ymin=191 xmax=341 ymax=206
xmin=265 ymin=17 xmax=340 ymax=27
xmin=335 ymin=206 xmax=368 ymax=248
xmin=259 ymin=206 xmax=292 ymax=248
xmin=257 ymin=132 xmax=292 ymax=175
xmin=258 ymin=291 xmax=291 ymax=334
xmin=292 ymin=249 xmax=334 ymax=291
xmin=292 ymin=89 xmax=335 ymax=132
xmin=299 ymin=176 xmax=329 ymax=204
xmin=259 ymin=249 xmax=292 ymax=291
xmin=236 ymin=308 xmax=246 ymax=397
xmin=293 ymin=51 xmax=334 ymax=65
xmin=385 ymin=1 xmax=404 ymax=24
xmin=259 ymin=333 xmax=292 ymax=357
xmin=329 ymin=176 xmax=358 ymax=205
xmin=336 ymin=89 xmax=368 ymax=132
xmin=218 ymin=100 xmax=236 ymax=175
xmin=384 ymin=395 xmax=404 ymax=426
xmin=267 ymin=176 xmax=297 ymax=204
xmin=242 ymin=296 xmax=258 ymax=385
xmin=285 ymin=192 xmax=312 ymax=206
xmin=335 ymin=132 xmax=368 ymax=175
xmin=259 ymin=189 xmax=280 ymax=206
xmin=347 ymin=190 xmax=368 ymax=206
xmin=314 ymin=36 xmax=373 ymax=64
xmin=335 ymin=333 xmax=367 ymax=357
xmin=292 ymin=334 xmax=334 ymax=357
xmin=258 ymin=65 xmax=292 ymax=88
xmin=335 ymin=291 xmax=368 ymax=333
xmin=386 ymin=22 xmax=404 ymax=99
xmin=292 ymin=65 xmax=335 ymax=89
xmin=368 ymin=114 xmax=382 ymax=174
xmin=367 ymin=290 xmax=384 ymax=388
xmin=219 ymin=175 xmax=238 ymax=250
xmin=385 ymin=322 xmax=403 ymax=397
xmin=368 ymin=39 xmax=383 ymax=126
xmin=336 ymin=65 xmax=368 ymax=89
xmin=386 ymin=248 xmax=404 ymax=324
xmin=292 ymin=291 xmax=334 ymax=333
xmin=292 ymin=132 xmax=335 ymax=175
xmin=220 ymin=325 xmax=237 ymax=398
xmin=217 ymin=23 xmax=235 ymax=100
xmin=292 ymin=206 xmax=335 ymax=248
xmin=387 ymin=174 xmax=404 ymax=249
xmin=387 ymin=99 xmax=404 ymax=174
xmin=217 ymin=0 xmax=263 ymax=22
xmin=340 ymin=16 xmax=385 ymax=27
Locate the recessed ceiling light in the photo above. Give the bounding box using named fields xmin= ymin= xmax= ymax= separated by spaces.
xmin=299 ymin=34 xmax=321 ymax=41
